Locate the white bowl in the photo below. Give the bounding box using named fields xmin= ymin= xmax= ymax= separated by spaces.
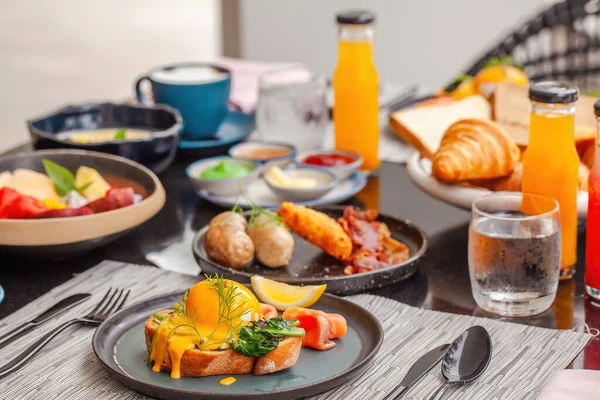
xmin=186 ymin=156 xmax=261 ymax=196
xmin=295 ymin=149 xmax=363 ymax=181
xmin=229 ymin=141 xmax=296 ymax=168
xmin=264 ymin=167 xmax=337 ymax=201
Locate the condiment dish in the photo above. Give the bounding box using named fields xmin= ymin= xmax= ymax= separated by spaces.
xmin=186 ymin=156 xmax=261 ymax=196
xmin=229 ymin=141 xmax=296 ymax=167
xmin=264 ymin=167 xmax=337 ymax=201
xmin=296 ymin=149 xmax=363 ymax=181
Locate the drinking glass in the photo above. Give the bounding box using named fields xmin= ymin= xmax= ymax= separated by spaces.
xmin=468 ymin=192 xmax=561 ymax=317
xmin=256 ymin=68 xmax=328 ymax=151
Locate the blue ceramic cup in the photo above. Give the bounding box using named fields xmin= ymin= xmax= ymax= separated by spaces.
xmin=135 ymin=63 xmax=231 ymax=140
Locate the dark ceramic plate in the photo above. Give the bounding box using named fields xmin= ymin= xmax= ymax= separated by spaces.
xmin=178 ymin=111 xmax=255 ymax=158
xmin=92 ymin=290 xmax=383 ymax=400
xmin=192 ymin=206 xmax=428 ymax=295
xmin=0 ymin=149 xmax=165 ymax=259
xmin=28 ymin=102 xmax=183 ymax=174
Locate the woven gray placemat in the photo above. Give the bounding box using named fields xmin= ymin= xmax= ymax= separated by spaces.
xmin=0 ymin=261 xmax=591 ymax=400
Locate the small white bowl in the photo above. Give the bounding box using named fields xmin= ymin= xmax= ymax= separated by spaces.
xmin=229 ymin=141 xmax=296 ymax=168
xmin=295 ymin=149 xmax=363 ymax=181
xmin=264 ymin=167 xmax=337 ymax=201
xmin=186 ymin=156 xmax=260 ymax=196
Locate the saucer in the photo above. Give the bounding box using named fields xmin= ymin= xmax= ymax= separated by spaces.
xmin=196 ymin=170 xmax=367 ymax=209
xmin=178 ymin=111 xmax=255 ymax=156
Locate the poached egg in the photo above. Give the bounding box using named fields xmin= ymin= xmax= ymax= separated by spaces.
xmin=149 ymin=279 xmax=262 ymax=379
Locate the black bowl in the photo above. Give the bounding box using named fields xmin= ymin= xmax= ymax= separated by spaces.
xmin=0 ymin=149 xmax=166 ymax=259
xmin=27 ymin=103 xmax=183 ymax=174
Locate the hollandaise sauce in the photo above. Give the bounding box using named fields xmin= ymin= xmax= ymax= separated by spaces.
xmin=219 ymin=377 xmax=237 ymax=386
xmin=149 ymin=314 xmax=201 ymax=379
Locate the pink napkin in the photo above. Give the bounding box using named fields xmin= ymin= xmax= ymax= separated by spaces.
xmin=537 ymin=369 xmax=600 ymax=399
xmin=215 ymin=57 xmax=311 ymax=114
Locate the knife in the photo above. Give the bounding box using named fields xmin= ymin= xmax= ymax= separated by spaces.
xmin=383 ymin=343 xmax=450 ymax=400
xmin=0 ymin=293 xmax=91 ymax=351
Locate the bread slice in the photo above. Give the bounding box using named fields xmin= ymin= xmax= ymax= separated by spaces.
xmin=390 ymin=95 xmax=491 ymax=159
xmin=492 ymin=83 xmax=597 ymax=147
xmin=144 ymin=312 xmax=302 ymax=377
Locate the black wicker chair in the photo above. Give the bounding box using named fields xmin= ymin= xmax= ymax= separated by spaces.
xmin=449 ymin=0 xmax=600 ymax=92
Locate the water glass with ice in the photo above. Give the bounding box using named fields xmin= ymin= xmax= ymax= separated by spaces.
xmin=468 ymin=192 xmax=561 ymax=317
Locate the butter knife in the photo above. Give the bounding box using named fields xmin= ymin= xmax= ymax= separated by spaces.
xmin=383 ymin=343 xmax=450 ymax=400
xmin=0 ymin=293 xmax=90 ymax=350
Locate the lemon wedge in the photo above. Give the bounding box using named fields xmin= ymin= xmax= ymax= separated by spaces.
xmin=250 ymin=275 xmax=327 ymax=311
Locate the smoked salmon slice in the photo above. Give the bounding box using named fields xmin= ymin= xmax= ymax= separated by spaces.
xmin=260 ymin=303 xmax=278 ymax=320
xmin=282 ymin=307 xmax=347 ymax=350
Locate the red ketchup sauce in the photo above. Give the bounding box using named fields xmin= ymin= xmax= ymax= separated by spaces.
xmin=303 ymin=153 xmax=355 ymax=167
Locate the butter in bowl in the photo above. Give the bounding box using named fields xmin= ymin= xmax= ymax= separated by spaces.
xmin=264 ymin=166 xmax=337 ymax=201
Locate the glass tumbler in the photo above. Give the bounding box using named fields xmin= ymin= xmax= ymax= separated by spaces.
xmin=256 ymin=68 xmax=328 ymax=151
xmin=468 ymin=192 xmax=561 ymax=317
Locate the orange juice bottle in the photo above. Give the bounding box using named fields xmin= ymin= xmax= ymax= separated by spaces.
xmin=522 ymin=81 xmax=580 ymax=279
xmin=333 ymin=10 xmax=380 ymax=171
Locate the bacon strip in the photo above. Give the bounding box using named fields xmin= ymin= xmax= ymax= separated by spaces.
xmin=338 ymin=206 xmax=410 ymax=274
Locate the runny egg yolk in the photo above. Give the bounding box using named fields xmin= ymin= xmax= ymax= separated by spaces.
xmin=149 ymin=279 xmax=262 ymax=379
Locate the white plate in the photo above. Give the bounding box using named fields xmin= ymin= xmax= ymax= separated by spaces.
xmin=197 ymin=171 xmax=368 ymax=209
xmin=406 ymin=152 xmax=589 ymax=218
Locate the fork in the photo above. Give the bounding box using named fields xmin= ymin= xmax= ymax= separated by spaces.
xmin=0 ymin=288 xmax=130 ymax=378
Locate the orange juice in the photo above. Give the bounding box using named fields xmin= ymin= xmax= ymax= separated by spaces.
xmin=333 ymin=11 xmax=380 ymax=171
xmin=522 ymin=82 xmax=580 ymax=279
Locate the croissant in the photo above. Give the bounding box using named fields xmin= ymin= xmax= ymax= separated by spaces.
xmin=432 ymin=119 xmax=520 ymax=183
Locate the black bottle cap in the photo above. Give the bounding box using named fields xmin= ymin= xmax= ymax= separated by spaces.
xmin=529 ymin=81 xmax=579 ymax=104
xmin=336 ymin=10 xmax=375 ymax=25
xmin=594 ymin=99 xmax=600 ymax=117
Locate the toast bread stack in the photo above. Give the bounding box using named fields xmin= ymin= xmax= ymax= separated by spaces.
xmin=492 ymin=83 xmax=597 ymax=147
xmin=144 ymin=311 xmax=303 ymax=377
xmin=389 ymin=95 xmax=491 ymax=159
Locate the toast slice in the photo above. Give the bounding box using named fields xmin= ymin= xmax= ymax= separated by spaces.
xmin=492 ymin=82 xmax=597 ymax=147
xmin=144 ymin=311 xmax=302 ymax=377
xmin=389 ymin=95 xmax=491 ymax=159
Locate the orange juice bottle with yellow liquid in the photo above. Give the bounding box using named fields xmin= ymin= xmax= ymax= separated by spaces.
xmin=333 ymin=10 xmax=380 ymax=172
xmin=522 ymin=82 xmax=580 ymax=279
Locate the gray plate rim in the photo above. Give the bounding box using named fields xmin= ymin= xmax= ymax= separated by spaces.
xmin=92 ymin=289 xmax=384 ymax=399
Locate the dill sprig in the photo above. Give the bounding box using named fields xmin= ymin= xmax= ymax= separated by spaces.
xmin=231 ymin=203 xmax=243 ymax=215
xmin=247 ymin=199 xmax=285 ymax=230
xmin=200 ymin=274 xmax=249 ymax=350
xmin=172 ymin=289 xmax=189 ymax=316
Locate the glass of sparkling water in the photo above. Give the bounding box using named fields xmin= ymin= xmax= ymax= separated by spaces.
xmin=256 ymin=68 xmax=328 ymax=151
xmin=468 ymin=192 xmax=561 ymax=317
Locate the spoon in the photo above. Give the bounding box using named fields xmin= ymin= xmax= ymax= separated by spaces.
xmin=428 ymin=325 xmax=492 ymax=400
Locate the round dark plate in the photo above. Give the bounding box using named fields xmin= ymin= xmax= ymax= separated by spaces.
xmin=92 ymin=290 xmax=383 ymax=400
xmin=192 ymin=206 xmax=428 ymax=295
